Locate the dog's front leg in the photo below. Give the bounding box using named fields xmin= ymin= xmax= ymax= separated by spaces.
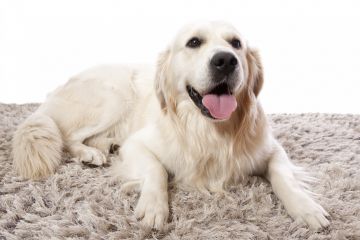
xmin=266 ymin=140 xmax=330 ymax=230
xmin=113 ymin=131 xmax=169 ymax=230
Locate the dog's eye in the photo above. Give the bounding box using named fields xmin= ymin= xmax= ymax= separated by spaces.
xmin=186 ymin=37 xmax=202 ymax=48
xmin=230 ymin=38 xmax=241 ymax=49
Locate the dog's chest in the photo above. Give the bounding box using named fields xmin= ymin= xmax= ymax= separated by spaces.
xmin=157 ymin=111 xmax=269 ymax=191
xmin=169 ymin=135 xmax=263 ymax=190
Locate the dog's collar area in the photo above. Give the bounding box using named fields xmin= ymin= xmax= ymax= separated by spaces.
xmin=186 ymin=85 xmax=214 ymax=119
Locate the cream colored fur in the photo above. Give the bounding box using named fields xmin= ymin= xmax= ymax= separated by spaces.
xmin=12 ymin=21 xmax=329 ymax=230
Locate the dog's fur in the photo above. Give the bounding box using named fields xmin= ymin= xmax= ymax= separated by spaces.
xmin=12 ymin=22 xmax=329 ymax=230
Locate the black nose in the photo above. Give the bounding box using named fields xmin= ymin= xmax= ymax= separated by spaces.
xmin=210 ymin=52 xmax=238 ymax=76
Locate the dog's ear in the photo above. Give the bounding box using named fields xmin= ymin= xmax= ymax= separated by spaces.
xmin=246 ymin=48 xmax=264 ymax=97
xmin=155 ymin=49 xmax=171 ymax=110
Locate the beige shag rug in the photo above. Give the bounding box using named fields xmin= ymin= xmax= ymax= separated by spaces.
xmin=0 ymin=103 xmax=359 ymax=240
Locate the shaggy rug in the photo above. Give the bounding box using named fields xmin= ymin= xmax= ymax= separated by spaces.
xmin=0 ymin=103 xmax=359 ymax=240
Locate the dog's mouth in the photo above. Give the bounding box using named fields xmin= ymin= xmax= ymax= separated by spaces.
xmin=186 ymin=82 xmax=238 ymax=120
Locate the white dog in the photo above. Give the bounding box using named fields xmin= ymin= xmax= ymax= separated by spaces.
xmin=13 ymin=21 xmax=329 ymax=230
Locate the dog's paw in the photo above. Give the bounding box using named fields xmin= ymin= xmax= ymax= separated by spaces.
xmin=288 ymin=197 xmax=330 ymax=230
xmin=135 ymin=191 xmax=169 ymax=230
xmin=78 ymin=147 xmax=107 ymax=166
xmin=109 ymin=143 xmax=120 ymax=154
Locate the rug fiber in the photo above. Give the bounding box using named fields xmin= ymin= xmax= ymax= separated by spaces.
xmin=0 ymin=104 xmax=359 ymax=239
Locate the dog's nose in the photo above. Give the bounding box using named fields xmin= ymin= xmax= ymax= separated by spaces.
xmin=210 ymin=52 xmax=238 ymax=76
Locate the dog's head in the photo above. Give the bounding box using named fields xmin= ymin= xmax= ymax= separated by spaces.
xmin=155 ymin=21 xmax=263 ymax=121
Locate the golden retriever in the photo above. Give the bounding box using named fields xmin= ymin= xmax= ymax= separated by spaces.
xmin=12 ymin=21 xmax=329 ymax=230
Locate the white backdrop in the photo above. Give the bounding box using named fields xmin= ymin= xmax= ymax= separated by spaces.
xmin=1 ymin=0 xmax=360 ymax=113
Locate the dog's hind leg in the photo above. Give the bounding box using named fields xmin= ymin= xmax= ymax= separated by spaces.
xmin=65 ymin=121 xmax=120 ymax=166
xmin=84 ymin=136 xmax=121 ymax=155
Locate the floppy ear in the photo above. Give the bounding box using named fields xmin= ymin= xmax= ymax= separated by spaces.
xmin=246 ymin=48 xmax=264 ymax=97
xmin=155 ymin=49 xmax=171 ymax=110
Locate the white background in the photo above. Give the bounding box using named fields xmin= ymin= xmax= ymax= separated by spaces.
xmin=1 ymin=0 xmax=359 ymax=113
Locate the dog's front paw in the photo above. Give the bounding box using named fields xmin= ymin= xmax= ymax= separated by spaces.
xmin=287 ymin=196 xmax=330 ymax=230
xmin=135 ymin=191 xmax=169 ymax=230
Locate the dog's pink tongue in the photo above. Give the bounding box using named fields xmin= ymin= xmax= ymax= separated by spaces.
xmin=202 ymin=94 xmax=237 ymax=120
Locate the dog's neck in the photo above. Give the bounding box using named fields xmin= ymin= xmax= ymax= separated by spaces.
xmin=159 ymin=94 xmax=268 ymax=191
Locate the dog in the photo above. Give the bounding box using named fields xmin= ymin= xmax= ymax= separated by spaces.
xmin=12 ymin=21 xmax=330 ymax=230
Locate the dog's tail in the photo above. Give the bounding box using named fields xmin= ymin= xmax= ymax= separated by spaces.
xmin=12 ymin=112 xmax=63 ymax=179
